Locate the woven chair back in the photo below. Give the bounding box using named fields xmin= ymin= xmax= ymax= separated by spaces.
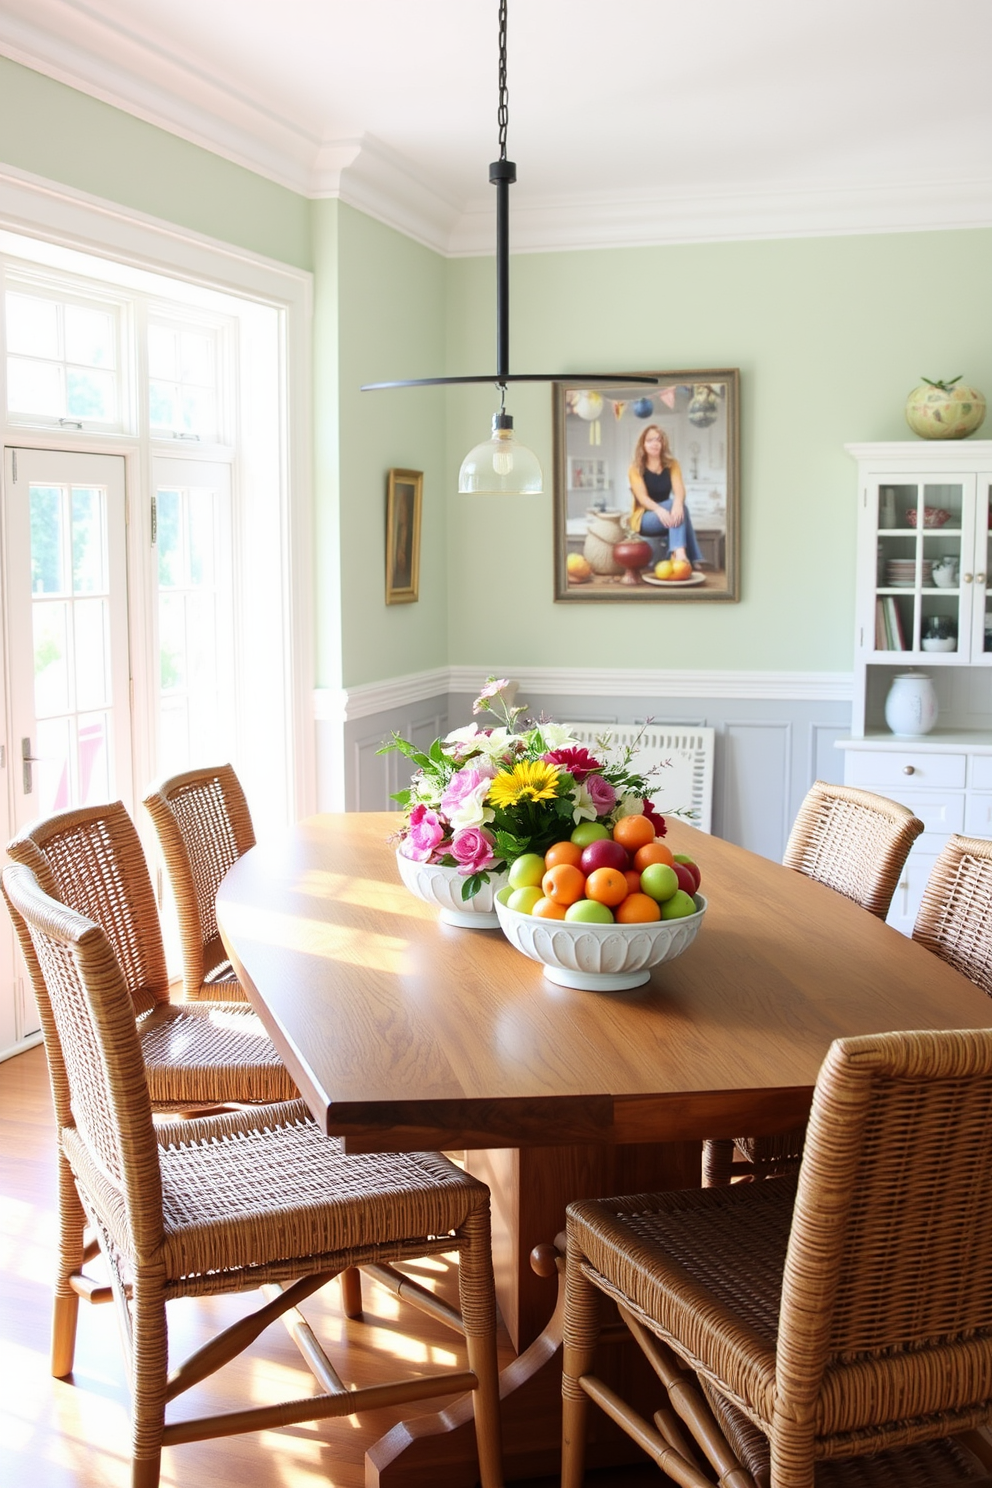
xmin=143 ymin=764 xmax=255 ymax=989
xmin=913 ymin=834 xmax=992 ymax=997
xmin=783 ymin=780 xmax=924 ymax=919
xmin=6 ymin=802 xmax=169 ymax=1016
xmin=3 ymin=863 xmax=164 ymax=1255
xmin=779 ymin=1029 xmax=992 ymax=1428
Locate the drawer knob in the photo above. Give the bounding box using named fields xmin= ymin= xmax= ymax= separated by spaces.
xmin=965 ymin=573 xmax=974 ymax=583
xmin=903 ymin=765 xmax=916 ymax=775
xmin=978 ymin=573 xmax=987 ymax=584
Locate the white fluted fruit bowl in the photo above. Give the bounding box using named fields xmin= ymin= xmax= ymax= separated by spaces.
xmin=396 ymin=849 xmax=509 ymax=928
xmin=494 ymin=891 xmax=707 ymax=991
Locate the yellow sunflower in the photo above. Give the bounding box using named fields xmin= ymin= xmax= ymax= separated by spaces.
xmin=488 ymin=760 xmax=561 ymax=807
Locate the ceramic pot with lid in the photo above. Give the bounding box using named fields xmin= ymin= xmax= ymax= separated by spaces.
xmin=884 ymin=672 xmax=938 ymax=737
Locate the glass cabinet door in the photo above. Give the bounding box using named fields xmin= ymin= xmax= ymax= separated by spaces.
xmin=870 ymin=477 xmax=975 ymax=660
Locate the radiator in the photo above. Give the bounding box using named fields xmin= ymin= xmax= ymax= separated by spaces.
xmin=562 ymin=723 xmax=714 ymax=834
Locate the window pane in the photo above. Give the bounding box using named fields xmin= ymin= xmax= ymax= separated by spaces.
xmin=157 ymin=489 xmax=182 ymax=587
xmin=148 ymin=325 xmax=178 ymax=380
xmin=180 ymin=385 xmax=216 ymax=437
xmin=180 ymin=331 xmax=214 ymax=385
xmin=66 ymin=367 xmax=115 ymax=420
xmin=35 ymin=716 xmax=73 ymax=815
xmin=73 ymin=598 xmax=111 ymax=712
xmin=6 ymin=293 xmax=59 ymax=358
xmin=149 ymin=380 xmax=180 ymax=429
xmin=77 ymin=713 xmax=110 ymax=806
xmin=8 ymin=357 xmax=62 ymax=416
xmin=64 ymin=305 xmax=115 ymax=368
xmin=71 ymin=487 xmax=106 ymax=594
xmin=30 ymin=485 xmax=67 ymax=594
xmin=187 ymin=489 xmax=215 ymax=586
xmin=159 ymin=592 xmax=187 ymax=692
xmin=33 ymin=602 xmax=70 ymax=717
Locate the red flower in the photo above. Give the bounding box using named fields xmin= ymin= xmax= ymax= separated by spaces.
xmin=543 ymin=746 xmax=603 ymax=783
xmin=643 ymin=799 xmax=667 ymax=837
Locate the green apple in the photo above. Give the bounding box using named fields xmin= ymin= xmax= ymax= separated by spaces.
xmin=507 ymin=885 xmax=544 ymax=915
xmin=570 ymin=821 xmax=611 ymax=847
xmin=495 ymin=885 xmax=514 ymax=906
xmin=639 ymin=862 xmax=679 ymax=902
xmin=565 ymin=898 xmax=614 ymax=924
xmin=660 ymin=889 xmax=698 ymax=920
xmin=508 ymin=852 xmax=546 ymax=890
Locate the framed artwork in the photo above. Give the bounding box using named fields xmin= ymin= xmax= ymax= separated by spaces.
xmin=553 ymin=369 xmax=740 ymax=602
xmin=385 ymin=468 xmax=422 ymax=604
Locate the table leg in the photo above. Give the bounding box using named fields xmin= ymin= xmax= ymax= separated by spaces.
xmin=367 ymin=1140 xmax=700 ymax=1486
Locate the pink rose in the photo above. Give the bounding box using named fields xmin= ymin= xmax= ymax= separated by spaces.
xmin=440 ymin=765 xmax=493 ymax=817
xmin=585 ymin=774 xmax=617 ymax=814
xmin=403 ymin=804 xmax=447 ymax=861
xmin=450 ymin=826 xmax=497 ymax=876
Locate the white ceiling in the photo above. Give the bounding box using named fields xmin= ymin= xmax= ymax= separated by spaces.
xmin=2 ymin=0 xmax=991 ymax=253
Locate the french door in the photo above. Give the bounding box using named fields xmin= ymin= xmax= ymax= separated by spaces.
xmin=5 ymin=447 xmax=132 ymax=836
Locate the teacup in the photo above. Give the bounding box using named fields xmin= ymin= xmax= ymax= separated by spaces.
xmin=932 ymin=560 xmax=958 ymax=588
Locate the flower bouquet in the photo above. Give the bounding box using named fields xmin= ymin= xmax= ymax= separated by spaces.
xmin=380 ymin=678 xmax=665 ymax=907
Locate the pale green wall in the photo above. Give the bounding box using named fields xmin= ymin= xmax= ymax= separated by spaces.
xmin=323 ymin=203 xmax=448 ymax=689
xmin=0 ymin=56 xmax=311 ymax=269
xmin=445 ymin=230 xmax=992 ymax=672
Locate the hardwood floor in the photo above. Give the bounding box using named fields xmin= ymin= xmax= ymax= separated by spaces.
xmin=0 ymin=1045 xmax=660 ymax=1488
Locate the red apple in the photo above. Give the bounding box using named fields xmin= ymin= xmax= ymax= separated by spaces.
xmin=580 ymin=838 xmax=630 ymax=875
xmin=673 ymin=854 xmax=701 ymax=891
xmin=672 ymin=862 xmax=697 ymax=896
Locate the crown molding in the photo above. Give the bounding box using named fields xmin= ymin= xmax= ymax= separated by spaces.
xmin=449 ymin=175 xmax=992 ymax=257
xmin=3 ymin=16 xmax=991 ymax=255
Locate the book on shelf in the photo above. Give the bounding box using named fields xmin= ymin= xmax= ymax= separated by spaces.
xmin=884 ymin=595 xmax=907 ymax=651
xmin=875 ymin=598 xmax=886 ymax=650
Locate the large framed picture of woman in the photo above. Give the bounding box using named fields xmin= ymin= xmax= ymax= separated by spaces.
xmin=553 ymin=369 xmax=740 ymax=602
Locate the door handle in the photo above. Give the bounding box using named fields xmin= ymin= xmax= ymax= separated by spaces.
xmin=21 ymin=736 xmax=41 ymax=794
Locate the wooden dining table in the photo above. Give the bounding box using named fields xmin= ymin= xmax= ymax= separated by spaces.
xmin=216 ymin=811 xmax=992 ymax=1486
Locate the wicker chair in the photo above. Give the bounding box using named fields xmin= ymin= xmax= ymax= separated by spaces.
xmin=913 ymin=834 xmax=992 ymax=996
xmin=3 ymin=801 xmax=299 ymax=1376
xmin=703 ymin=781 xmax=925 ymax=1187
xmin=4 ymin=861 xmax=504 ymax=1488
xmin=142 ymin=763 xmax=255 ymax=1002
xmin=563 ymin=1028 xmax=992 ymax=1488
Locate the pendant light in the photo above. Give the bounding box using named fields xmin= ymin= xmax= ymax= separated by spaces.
xmin=361 ymin=0 xmax=656 ymax=493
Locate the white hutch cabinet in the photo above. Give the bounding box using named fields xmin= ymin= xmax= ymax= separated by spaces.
xmin=837 ymin=442 xmax=992 ymax=935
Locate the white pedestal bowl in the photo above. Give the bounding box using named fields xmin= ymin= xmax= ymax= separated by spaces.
xmin=396 ymin=849 xmax=509 ymax=928
xmin=494 ymin=892 xmax=707 ymax=991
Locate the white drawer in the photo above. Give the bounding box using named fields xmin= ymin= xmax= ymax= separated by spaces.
xmin=844 ymin=750 xmax=966 ymax=790
xmin=964 ymin=793 xmax=992 ymax=837
xmin=896 ymin=791 xmax=965 ymax=835
xmin=969 ymin=756 xmax=992 ymax=791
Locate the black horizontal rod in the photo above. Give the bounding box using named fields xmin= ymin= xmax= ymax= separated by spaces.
xmin=361 ymin=373 xmax=660 ymax=390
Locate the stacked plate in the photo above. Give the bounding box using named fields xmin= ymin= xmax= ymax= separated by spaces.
xmin=886 ymin=559 xmax=931 ymax=588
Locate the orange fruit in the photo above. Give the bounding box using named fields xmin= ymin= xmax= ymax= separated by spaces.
xmin=541 ymin=862 xmax=586 ymax=906
xmin=544 ymin=839 xmax=583 ymax=870
xmin=671 ymin=558 xmax=693 ymax=580
xmin=612 ymin=814 xmax=656 ymax=851
xmin=623 ymin=869 xmax=642 ymax=896
xmin=616 ymin=892 xmax=662 ymax=923
xmin=585 ymin=866 xmax=629 ymax=908
xmin=633 ymin=841 xmax=675 ymax=872
xmin=532 ymin=896 xmax=567 ymax=919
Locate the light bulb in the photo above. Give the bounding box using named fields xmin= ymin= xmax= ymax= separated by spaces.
xmin=458 ymin=412 xmax=543 ymax=495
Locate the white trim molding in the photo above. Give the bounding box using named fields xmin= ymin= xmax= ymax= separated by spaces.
xmin=317 ymin=665 xmax=853 ymax=725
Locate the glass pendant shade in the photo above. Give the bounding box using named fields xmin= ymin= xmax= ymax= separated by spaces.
xmin=458 ymin=412 xmax=544 ymax=495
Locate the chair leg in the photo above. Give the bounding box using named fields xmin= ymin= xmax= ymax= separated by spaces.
xmin=561 ymin=1232 xmax=602 ymax=1488
xmin=52 ymin=1151 xmax=87 ymax=1376
xmin=702 ymin=1137 xmax=736 ymax=1187
xmin=128 ymin=1275 xmax=169 ymax=1488
xmin=340 ymin=1264 xmax=363 ymax=1318
xmin=456 ymin=1205 xmax=504 ymax=1488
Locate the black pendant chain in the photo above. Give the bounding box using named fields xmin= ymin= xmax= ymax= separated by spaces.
xmin=497 ymin=0 xmax=508 ymax=161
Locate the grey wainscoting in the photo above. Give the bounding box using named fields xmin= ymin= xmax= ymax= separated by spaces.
xmin=318 ymin=670 xmax=852 ymax=864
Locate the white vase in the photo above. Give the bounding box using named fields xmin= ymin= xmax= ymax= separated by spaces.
xmin=395 ymin=849 xmax=508 ymax=928
xmin=884 ymin=672 xmax=938 ymax=737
